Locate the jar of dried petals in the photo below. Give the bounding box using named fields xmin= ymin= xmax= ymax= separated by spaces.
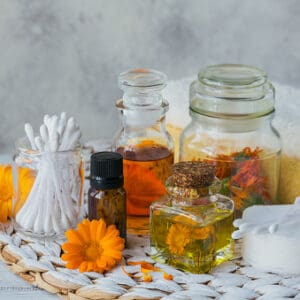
xmin=180 ymin=64 xmax=281 ymax=217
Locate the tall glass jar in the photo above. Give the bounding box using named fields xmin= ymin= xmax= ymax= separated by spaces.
xmin=180 ymin=64 xmax=281 ymax=217
xmin=13 ymin=139 xmax=84 ymax=239
xmin=113 ymin=69 xmax=174 ymax=234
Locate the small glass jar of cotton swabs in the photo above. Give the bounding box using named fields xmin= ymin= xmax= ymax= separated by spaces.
xmin=13 ymin=113 xmax=84 ymax=239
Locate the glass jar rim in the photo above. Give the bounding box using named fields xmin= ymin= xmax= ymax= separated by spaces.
xmin=119 ymin=68 xmax=167 ymax=90
xmin=118 ymin=69 xmax=168 ymax=109
xmin=15 ymin=136 xmax=82 ymax=155
xmin=198 ymin=64 xmax=267 ymax=89
xmin=191 ymin=64 xmax=275 ymax=118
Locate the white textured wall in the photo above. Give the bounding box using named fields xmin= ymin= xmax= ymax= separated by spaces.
xmin=0 ymin=0 xmax=299 ymax=152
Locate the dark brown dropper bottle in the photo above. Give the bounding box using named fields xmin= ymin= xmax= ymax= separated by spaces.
xmin=88 ymin=152 xmax=126 ymax=240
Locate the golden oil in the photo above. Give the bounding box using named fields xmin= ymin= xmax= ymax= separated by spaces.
xmin=150 ymin=197 xmax=234 ymax=273
xmin=117 ymin=142 xmax=173 ymax=216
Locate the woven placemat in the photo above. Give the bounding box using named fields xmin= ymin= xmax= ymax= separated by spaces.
xmin=0 ymin=223 xmax=299 ymax=300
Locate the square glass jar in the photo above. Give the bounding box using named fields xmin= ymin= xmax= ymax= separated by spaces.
xmin=150 ymin=178 xmax=234 ymax=273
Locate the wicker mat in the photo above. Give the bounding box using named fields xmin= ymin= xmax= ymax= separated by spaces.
xmin=0 ymin=223 xmax=299 ymax=300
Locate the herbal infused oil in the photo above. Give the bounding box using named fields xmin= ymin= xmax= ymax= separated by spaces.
xmin=113 ymin=69 xmax=174 ymax=234
xmin=150 ymin=162 xmax=234 ymax=273
xmin=150 ymin=200 xmax=234 ymax=273
xmin=117 ymin=141 xmax=173 ymax=233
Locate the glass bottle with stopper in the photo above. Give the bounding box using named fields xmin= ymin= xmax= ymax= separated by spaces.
xmin=113 ymin=69 xmax=174 ymax=234
xmin=150 ymin=161 xmax=234 ymax=273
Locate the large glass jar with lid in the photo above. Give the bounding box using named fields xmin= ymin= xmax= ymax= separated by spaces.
xmin=112 ymin=69 xmax=174 ymax=234
xmin=180 ymin=64 xmax=281 ymax=217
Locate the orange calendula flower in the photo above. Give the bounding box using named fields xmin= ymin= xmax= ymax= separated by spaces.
xmin=61 ymin=219 xmax=125 ymax=273
xmin=0 ymin=165 xmax=13 ymax=222
xmin=166 ymin=223 xmax=191 ymax=255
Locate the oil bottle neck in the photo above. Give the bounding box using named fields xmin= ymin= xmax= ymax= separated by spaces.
xmin=116 ymin=98 xmax=169 ymax=128
xmin=123 ymin=91 xmax=163 ymax=108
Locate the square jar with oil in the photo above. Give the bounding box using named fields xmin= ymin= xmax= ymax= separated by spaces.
xmin=150 ymin=161 xmax=234 ymax=273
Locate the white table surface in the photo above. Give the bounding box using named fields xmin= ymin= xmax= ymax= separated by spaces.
xmin=0 ymin=154 xmax=59 ymax=299
xmin=0 ymin=261 xmax=58 ymax=299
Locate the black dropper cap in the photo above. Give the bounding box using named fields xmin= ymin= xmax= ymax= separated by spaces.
xmin=90 ymin=152 xmax=123 ymax=190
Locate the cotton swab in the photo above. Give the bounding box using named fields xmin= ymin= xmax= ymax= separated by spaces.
xmin=16 ymin=113 xmax=82 ymax=236
xmin=24 ymin=123 xmax=37 ymax=150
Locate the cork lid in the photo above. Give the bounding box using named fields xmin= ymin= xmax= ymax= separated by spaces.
xmin=171 ymin=161 xmax=215 ymax=188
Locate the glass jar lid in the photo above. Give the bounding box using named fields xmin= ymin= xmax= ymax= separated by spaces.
xmin=118 ymin=69 xmax=167 ymax=108
xmin=119 ymin=68 xmax=167 ymax=89
xmin=190 ymin=64 xmax=275 ymax=119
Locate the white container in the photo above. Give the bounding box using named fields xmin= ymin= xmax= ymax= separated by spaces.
xmin=233 ymin=198 xmax=300 ymax=275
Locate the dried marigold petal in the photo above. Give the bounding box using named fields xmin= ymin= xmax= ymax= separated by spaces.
xmin=163 ymin=272 xmax=173 ymax=280
xmin=128 ymin=261 xmax=161 ymax=272
xmin=122 ymin=261 xmax=174 ymax=282
xmin=121 ymin=266 xmax=142 ymax=279
xmin=142 ymin=273 xmax=153 ymax=282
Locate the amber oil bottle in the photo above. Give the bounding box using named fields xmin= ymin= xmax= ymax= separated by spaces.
xmin=88 ymin=152 xmax=126 ymax=240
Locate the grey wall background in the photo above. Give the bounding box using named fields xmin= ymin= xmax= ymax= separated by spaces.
xmin=0 ymin=0 xmax=299 ymax=152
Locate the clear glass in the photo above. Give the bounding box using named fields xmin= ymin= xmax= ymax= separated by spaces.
xmin=150 ymin=177 xmax=234 ymax=273
xmin=180 ymin=64 xmax=281 ymax=217
xmin=13 ymin=140 xmax=84 ymax=239
xmin=112 ymin=69 xmax=174 ymax=234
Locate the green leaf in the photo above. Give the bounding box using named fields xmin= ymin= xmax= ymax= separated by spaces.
xmin=243 ymin=193 xmax=265 ymax=209
xmin=220 ymin=178 xmax=230 ymax=196
xmin=234 ymin=152 xmax=251 ymax=161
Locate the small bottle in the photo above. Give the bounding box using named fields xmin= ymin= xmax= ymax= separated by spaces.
xmin=88 ymin=152 xmax=126 ymax=240
xmin=150 ymin=161 xmax=234 ymax=273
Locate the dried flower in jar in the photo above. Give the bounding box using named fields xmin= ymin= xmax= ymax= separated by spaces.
xmin=203 ymin=147 xmax=275 ymax=216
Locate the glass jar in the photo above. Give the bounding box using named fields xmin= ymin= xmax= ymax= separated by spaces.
xmin=180 ymin=64 xmax=281 ymax=217
xmin=113 ymin=69 xmax=174 ymax=234
xmin=150 ymin=170 xmax=234 ymax=273
xmin=13 ymin=139 xmax=84 ymax=239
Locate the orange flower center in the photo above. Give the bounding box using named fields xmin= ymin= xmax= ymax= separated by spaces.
xmin=84 ymin=242 xmax=103 ymax=261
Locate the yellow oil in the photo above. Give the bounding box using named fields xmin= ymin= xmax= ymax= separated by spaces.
xmin=150 ymin=202 xmax=234 ymax=273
